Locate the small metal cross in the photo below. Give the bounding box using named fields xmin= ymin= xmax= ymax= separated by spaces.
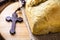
xmin=6 ymin=12 xmax=23 ymax=35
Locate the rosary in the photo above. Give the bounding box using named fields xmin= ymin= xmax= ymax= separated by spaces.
xmin=6 ymin=0 xmax=35 ymax=40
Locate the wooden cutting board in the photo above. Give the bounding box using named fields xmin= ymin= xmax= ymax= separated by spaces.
xmin=0 ymin=2 xmax=30 ymax=40
xmin=0 ymin=2 xmax=60 ymax=40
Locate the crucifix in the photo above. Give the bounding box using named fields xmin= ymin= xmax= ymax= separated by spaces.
xmin=6 ymin=9 xmax=23 ymax=35
xmin=5 ymin=0 xmax=25 ymax=35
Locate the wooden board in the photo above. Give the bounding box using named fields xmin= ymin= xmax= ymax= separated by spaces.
xmin=0 ymin=2 xmax=30 ymax=40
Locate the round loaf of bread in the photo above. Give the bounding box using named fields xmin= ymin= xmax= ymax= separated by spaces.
xmin=26 ymin=0 xmax=60 ymax=35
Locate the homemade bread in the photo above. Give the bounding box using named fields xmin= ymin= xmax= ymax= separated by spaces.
xmin=26 ymin=0 xmax=60 ymax=35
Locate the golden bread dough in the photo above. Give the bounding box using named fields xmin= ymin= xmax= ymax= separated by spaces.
xmin=26 ymin=0 xmax=60 ymax=35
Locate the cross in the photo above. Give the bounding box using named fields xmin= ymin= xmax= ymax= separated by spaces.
xmin=6 ymin=12 xmax=23 ymax=35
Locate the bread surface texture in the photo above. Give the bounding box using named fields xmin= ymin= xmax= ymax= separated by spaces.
xmin=26 ymin=0 xmax=60 ymax=35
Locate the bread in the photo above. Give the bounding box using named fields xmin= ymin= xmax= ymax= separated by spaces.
xmin=26 ymin=0 xmax=60 ymax=35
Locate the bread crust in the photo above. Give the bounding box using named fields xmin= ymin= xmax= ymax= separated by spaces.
xmin=26 ymin=0 xmax=60 ymax=35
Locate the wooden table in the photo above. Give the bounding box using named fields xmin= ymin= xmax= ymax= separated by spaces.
xmin=0 ymin=2 xmax=60 ymax=40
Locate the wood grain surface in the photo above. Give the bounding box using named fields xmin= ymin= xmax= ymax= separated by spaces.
xmin=0 ymin=2 xmax=30 ymax=40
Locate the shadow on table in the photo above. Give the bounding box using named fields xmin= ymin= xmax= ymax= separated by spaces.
xmin=0 ymin=34 xmax=5 ymax=40
xmin=33 ymin=32 xmax=60 ymax=40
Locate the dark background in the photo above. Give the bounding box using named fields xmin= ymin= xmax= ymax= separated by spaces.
xmin=0 ymin=0 xmax=18 ymax=13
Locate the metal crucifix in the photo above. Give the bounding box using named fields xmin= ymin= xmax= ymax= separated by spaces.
xmin=5 ymin=0 xmax=25 ymax=35
xmin=6 ymin=10 xmax=23 ymax=35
